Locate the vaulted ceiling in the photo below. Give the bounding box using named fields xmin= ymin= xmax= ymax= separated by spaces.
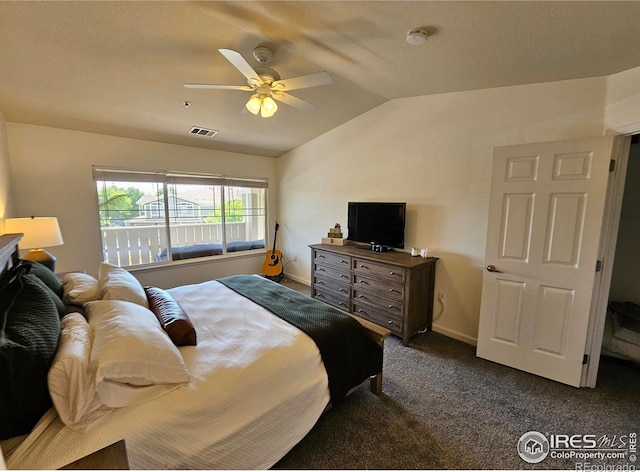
xmin=1 ymin=1 xmax=639 ymax=157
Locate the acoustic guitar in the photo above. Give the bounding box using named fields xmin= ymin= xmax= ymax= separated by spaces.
xmin=263 ymin=221 xmax=284 ymax=281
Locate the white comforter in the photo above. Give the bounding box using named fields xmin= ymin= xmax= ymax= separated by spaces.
xmin=5 ymin=279 xmax=330 ymax=469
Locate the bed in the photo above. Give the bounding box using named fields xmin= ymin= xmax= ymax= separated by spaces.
xmin=0 ymin=233 xmax=388 ymax=469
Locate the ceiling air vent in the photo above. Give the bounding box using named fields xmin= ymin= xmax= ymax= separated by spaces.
xmin=188 ymin=126 xmax=218 ymax=138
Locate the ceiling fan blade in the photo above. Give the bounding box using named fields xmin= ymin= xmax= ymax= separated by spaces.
xmin=271 ymin=91 xmax=318 ymax=111
xmin=183 ymin=83 xmax=254 ymax=91
xmin=218 ymin=48 xmax=263 ymax=86
xmin=271 ymin=72 xmax=332 ymax=92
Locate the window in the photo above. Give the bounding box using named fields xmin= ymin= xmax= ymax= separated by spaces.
xmin=93 ymin=167 xmax=267 ymax=267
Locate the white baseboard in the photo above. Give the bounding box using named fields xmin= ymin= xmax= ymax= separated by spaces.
xmin=431 ymin=324 xmax=478 ymax=347
xmin=283 ymin=272 xmax=310 ymax=286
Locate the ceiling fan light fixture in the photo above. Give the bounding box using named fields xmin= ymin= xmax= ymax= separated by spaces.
xmin=195 ymin=47 xmax=331 ymax=117
xmin=260 ymin=96 xmax=278 ymax=118
xmin=246 ymin=94 xmax=262 ymax=115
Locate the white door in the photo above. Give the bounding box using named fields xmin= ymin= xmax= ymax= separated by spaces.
xmin=477 ymin=136 xmax=616 ymax=387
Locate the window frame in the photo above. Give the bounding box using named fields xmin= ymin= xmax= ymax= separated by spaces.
xmin=93 ymin=166 xmax=268 ymax=268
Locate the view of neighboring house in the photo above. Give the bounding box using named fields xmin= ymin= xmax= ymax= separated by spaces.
xmin=132 ymin=188 xmax=217 ymax=226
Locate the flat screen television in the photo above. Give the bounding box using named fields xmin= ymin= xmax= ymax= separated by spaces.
xmin=347 ymin=202 xmax=406 ymax=249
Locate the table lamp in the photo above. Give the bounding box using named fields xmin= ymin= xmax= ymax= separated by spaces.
xmin=4 ymin=216 xmax=64 ymax=271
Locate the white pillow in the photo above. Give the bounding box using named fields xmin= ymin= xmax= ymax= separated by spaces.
xmin=62 ymin=272 xmax=101 ymax=305
xmin=48 ymin=313 xmax=112 ymax=431
xmin=99 ymin=263 xmax=149 ymax=308
xmin=86 ymin=299 xmax=190 ymax=407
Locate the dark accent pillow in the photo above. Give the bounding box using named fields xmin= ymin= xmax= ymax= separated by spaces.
xmin=25 ymin=273 xmax=66 ymax=319
xmin=0 ymin=265 xmax=60 ymax=440
xmin=144 ymin=286 xmax=196 ymax=346
xmin=21 ymin=260 xmax=63 ymax=299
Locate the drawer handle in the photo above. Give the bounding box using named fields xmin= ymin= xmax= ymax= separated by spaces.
xmin=389 ymin=288 xmax=397 ymax=292
xmin=317 ymin=281 xmax=325 ymax=285
xmin=388 ymin=304 xmax=395 ymax=309
xmin=357 ymin=309 xmax=364 ymax=313
xmin=318 ymin=255 xmax=325 ymax=258
xmin=339 ymin=274 xmax=348 ymax=278
xmin=339 ymin=302 xmax=347 ymax=307
xmin=359 ymin=280 xmax=368 ymax=284
xmin=358 ymin=295 xmax=367 ymax=299
xmin=387 ymin=320 xmax=393 ymax=325
xmin=389 ymin=271 xmax=396 ymax=276
xmin=319 ymin=268 xmax=326 ymax=272
xmin=340 ymin=259 xmax=348 ymax=264
xmin=359 ymin=264 xmax=368 ymax=269
xmin=339 ymin=288 xmax=347 ymax=293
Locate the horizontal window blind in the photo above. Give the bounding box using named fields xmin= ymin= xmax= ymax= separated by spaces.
xmin=93 ymin=167 xmax=268 ymax=188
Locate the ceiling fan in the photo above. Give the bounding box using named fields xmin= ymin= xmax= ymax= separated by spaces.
xmin=184 ymin=47 xmax=332 ymax=118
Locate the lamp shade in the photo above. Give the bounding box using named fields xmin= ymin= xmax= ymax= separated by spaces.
xmin=245 ymin=93 xmax=278 ymax=118
xmin=245 ymin=94 xmax=262 ymax=115
xmin=4 ymin=216 xmax=64 ymax=249
xmin=260 ymin=96 xmax=278 ymax=118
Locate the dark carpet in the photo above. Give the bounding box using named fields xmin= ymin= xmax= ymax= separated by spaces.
xmin=274 ymin=331 xmax=640 ymax=470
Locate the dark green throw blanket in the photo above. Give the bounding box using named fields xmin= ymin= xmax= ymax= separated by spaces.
xmin=218 ymin=275 xmax=383 ymax=404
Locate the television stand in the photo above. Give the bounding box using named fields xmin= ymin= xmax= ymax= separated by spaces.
xmin=310 ymin=243 xmax=438 ymax=345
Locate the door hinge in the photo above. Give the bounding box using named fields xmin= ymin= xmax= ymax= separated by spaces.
xmin=583 ymin=354 xmax=589 ymax=365
xmin=610 ymin=160 xmax=616 ymax=172
xmin=596 ymin=260 xmax=602 ymax=272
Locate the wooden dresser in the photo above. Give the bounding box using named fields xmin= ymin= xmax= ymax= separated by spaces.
xmin=310 ymin=244 xmax=437 ymax=345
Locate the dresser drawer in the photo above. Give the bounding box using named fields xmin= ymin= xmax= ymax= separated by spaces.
xmin=352 ymin=301 xmax=402 ymax=334
xmin=314 ymin=289 xmax=350 ymax=312
xmin=314 ymin=264 xmax=351 ymax=284
xmin=353 ymin=258 xmax=406 ymax=283
xmin=314 ymin=274 xmax=350 ymax=297
xmin=353 ymin=288 xmax=404 ymax=317
xmin=314 ymin=251 xmax=352 ymax=269
xmin=353 ymin=275 xmax=404 ymax=301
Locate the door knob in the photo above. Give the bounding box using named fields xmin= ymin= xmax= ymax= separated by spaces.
xmin=484 ymin=264 xmax=503 ymax=273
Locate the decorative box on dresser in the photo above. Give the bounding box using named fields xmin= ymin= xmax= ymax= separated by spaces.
xmin=310 ymin=244 xmax=438 ymax=345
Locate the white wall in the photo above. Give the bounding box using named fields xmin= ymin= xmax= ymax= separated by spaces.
xmin=0 ymin=111 xmax=15 ymax=232
xmin=277 ymin=76 xmax=610 ymax=345
xmin=605 ymin=66 xmax=640 ymax=134
xmin=6 ymin=124 xmax=277 ymax=287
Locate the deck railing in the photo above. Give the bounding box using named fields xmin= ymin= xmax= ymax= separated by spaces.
xmin=101 ymin=221 xmax=249 ymax=266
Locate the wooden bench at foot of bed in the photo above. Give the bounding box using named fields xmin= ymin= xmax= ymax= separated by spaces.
xmin=348 ymin=314 xmax=390 ymax=396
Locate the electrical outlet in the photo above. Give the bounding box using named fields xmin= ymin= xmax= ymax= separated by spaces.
xmin=438 ymin=292 xmax=445 ymax=302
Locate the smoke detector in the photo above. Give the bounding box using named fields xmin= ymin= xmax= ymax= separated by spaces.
xmin=406 ymin=28 xmax=429 ymax=45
